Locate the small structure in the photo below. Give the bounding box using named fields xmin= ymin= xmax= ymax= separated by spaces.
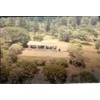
xmin=27 ymin=40 xmax=57 ymax=51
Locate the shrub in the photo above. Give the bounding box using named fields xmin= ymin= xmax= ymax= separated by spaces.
xmin=70 ymin=71 xmax=98 ymax=83
xmin=70 ymin=39 xmax=81 ymax=44
xmin=79 ymin=71 xmax=98 ymax=83
xmin=43 ymin=64 xmax=67 ymax=83
xmin=97 ymin=50 xmax=100 ymax=54
xmin=74 ymin=31 xmax=89 ymax=41
xmin=17 ymin=60 xmax=38 ymax=78
xmin=1 ymin=50 xmax=18 ymax=67
xmin=1 ymin=51 xmax=13 ymax=67
xmin=1 ymin=43 xmax=10 ymax=50
xmin=95 ymin=39 xmax=100 ymax=49
xmin=8 ymin=60 xmax=39 ymax=84
xmin=59 ymin=30 xmax=73 ymax=42
xmin=45 ymin=59 xmax=68 ymax=68
xmin=33 ymin=34 xmax=43 ymax=41
xmin=81 ymin=41 xmax=92 ymax=46
xmin=8 ymin=67 xmax=27 ymax=84
xmin=79 ymin=27 xmax=98 ymax=38
xmin=58 ymin=26 xmax=73 ymax=42
xmin=36 ymin=60 xmax=46 ymax=66
xmin=70 ymin=74 xmax=80 ymax=83
xmin=9 ymin=43 xmax=23 ymax=54
xmin=0 ymin=67 xmax=10 ymax=83
xmin=9 ymin=51 xmax=18 ymax=63
xmin=73 ymin=57 xmax=86 ymax=68
xmin=68 ymin=43 xmax=85 ymax=68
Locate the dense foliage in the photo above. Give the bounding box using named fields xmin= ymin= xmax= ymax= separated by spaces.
xmin=43 ymin=64 xmax=67 ymax=83
xmin=0 ymin=59 xmax=39 ymax=84
xmin=0 ymin=17 xmax=100 ymax=42
xmin=70 ymin=71 xmax=98 ymax=83
xmin=68 ymin=43 xmax=85 ymax=68
xmin=9 ymin=43 xmax=23 ymax=54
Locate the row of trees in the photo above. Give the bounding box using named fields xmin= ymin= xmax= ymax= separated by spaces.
xmin=0 ymin=58 xmax=98 ymax=83
xmin=0 ymin=16 xmax=100 ymax=32
xmin=0 ymin=17 xmax=100 ymax=47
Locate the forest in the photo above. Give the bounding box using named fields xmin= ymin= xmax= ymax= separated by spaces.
xmin=0 ymin=16 xmax=100 ymax=84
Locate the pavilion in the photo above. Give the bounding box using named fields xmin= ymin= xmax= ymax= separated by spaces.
xmin=27 ymin=40 xmax=58 ymax=51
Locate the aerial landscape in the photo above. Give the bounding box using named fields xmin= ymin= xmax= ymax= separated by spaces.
xmin=0 ymin=16 xmax=100 ymax=84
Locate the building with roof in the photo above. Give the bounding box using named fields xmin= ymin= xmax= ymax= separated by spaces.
xmin=27 ymin=40 xmax=58 ymax=51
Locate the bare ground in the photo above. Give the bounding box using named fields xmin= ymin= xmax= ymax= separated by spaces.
xmin=19 ymin=48 xmax=69 ymax=58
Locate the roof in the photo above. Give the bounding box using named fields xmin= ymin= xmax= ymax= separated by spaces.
xmin=27 ymin=40 xmax=57 ymax=46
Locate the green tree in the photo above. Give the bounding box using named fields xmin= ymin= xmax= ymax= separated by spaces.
xmin=0 ymin=18 xmax=5 ymax=28
xmin=45 ymin=17 xmax=51 ymax=32
xmin=18 ymin=17 xmax=27 ymax=28
xmin=8 ymin=17 xmax=16 ymax=26
xmin=58 ymin=26 xmax=73 ymax=42
xmin=4 ymin=27 xmax=30 ymax=47
xmin=67 ymin=17 xmax=77 ymax=28
xmin=43 ymin=64 xmax=67 ymax=83
xmin=81 ymin=17 xmax=90 ymax=26
xmin=76 ymin=16 xmax=82 ymax=25
xmin=59 ymin=17 xmax=67 ymax=26
xmin=90 ymin=16 xmax=99 ymax=26
xmin=33 ymin=18 xmax=39 ymax=33
xmin=33 ymin=34 xmax=43 ymax=41
xmin=1 ymin=50 xmax=17 ymax=67
xmin=8 ymin=60 xmax=39 ymax=84
xmin=8 ymin=67 xmax=27 ymax=84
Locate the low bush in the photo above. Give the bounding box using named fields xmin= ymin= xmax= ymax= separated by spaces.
xmin=9 ymin=43 xmax=23 ymax=54
xmin=79 ymin=71 xmax=99 ymax=83
xmin=81 ymin=41 xmax=92 ymax=46
xmin=97 ymin=50 xmax=100 ymax=54
xmin=1 ymin=50 xmax=18 ymax=67
xmin=1 ymin=43 xmax=10 ymax=50
xmin=95 ymin=39 xmax=100 ymax=49
xmin=70 ymin=71 xmax=98 ymax=83
xmin=0 ymin=67 xmax=10 ymax=83
xmin=8 ymin=59 xmax=39 ymax=84
xmin=68 ymin=43 xmax=85 ymax=68
xmin=73 ymin=57 xmax=86 ymax=68
xmin=33 ymin=35 xmax=43 ymax=41
xmin=35 ymin=59 xmax=46 ymax=66
xmin=70 ymin=74 xmax=80 ymax=83
xmin=45 ymin=59 xmax=68 ymax=68
xmin=8 ymin=67 xmax=26 ymax=84
xmin=70 ymin=39 xmax=81 ymax=44
xmin=43 ymin=64 xmax=67 ymax=83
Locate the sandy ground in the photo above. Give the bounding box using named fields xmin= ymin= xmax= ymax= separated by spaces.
xmin=19 ymin=48 xmax=69 ymax=58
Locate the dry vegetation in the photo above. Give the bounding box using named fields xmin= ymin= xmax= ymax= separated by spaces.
xmin=18 ymin=40 xmax=100 ymax=82
xmin=0 ymin=16 xmax=100 ymax=83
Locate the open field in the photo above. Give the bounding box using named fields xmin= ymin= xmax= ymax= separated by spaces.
xmin=19 ymin=42 xmax=100 ymax=82
xmin=19 ymin=40 xmax=70 ymax=58
xmin=19 ymin=49 xmax=69 ymax=58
